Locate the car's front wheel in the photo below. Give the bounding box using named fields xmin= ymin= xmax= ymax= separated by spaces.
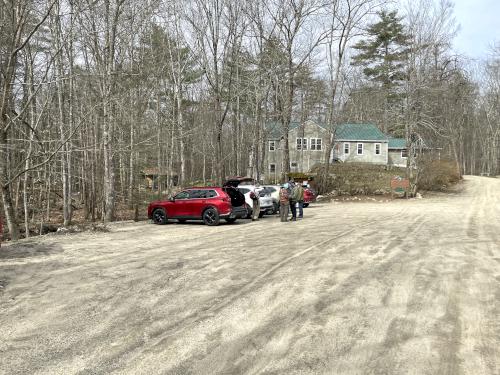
xmin=258 ymin=211 xmax=265 ymax=218
xmin=303 ymin=203 xmax=309 ymax=208
xmin=203 ymin=207 xmax=220 ymax=226
xmin=152 ymin=208 xmax=168 ymax=225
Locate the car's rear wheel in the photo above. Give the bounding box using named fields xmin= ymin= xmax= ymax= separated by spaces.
xmin=152 ymin=208 xmax=168 ymax=225
xmin=303 ymin=203 xmax=309 ymax=208
xmin=225 ymin=218 xmax=237 ymax=224
xmin=258 ymin=211 xmax=265 ymax=218
xmin=203 ymin=207 xmax=220 ymax=226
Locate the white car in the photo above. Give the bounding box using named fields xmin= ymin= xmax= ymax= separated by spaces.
xmin=262 ymin=185 xmax=281 ymax=213
xmin=237 ymin=185 xmax=274 ymax=218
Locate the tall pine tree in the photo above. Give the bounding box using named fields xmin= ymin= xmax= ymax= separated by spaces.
xmin=351 ymin=10 xmax=411 ymax=133
xmin=352 ymin=10 xmax=411 ymax=89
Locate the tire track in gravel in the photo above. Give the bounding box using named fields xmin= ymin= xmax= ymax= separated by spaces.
xmin=6 ymin=177 xmax=499 ymax=375
xmin=458 ymin=177 xmax=500 ymax=375
xmin=109 ymin=210 xmax=425 ymax=374
xmin=87 ymin=224 xmax=379 ymax=374
xmin=71 ymin=207 xmax=409 ymax=374
xmin=173 ymin=213 xmax=431 ymax=375
xmin=0 ymin=206 xmax=407 ymax=375
xmin=0 ymin=221 xmax=260 ymax=267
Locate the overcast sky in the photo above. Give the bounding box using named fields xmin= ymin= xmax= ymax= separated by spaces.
xmin=453 ymin=0 xmax=500 ymax=59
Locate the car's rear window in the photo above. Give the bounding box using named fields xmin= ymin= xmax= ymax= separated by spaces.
xmin=206 ymin=190 xmax=217 ymax=198
xmin=238 ymin=188 xmax=250 ymax=194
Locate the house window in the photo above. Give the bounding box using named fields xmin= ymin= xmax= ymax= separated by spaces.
xmin=269 ymin=163 xmax=276 ymax=173
xmin=375 ymin=143 xmax=381 ymax=155
xmin=401 ymin=149 xmax=408 ymax=158
xmin=290 ymin=162 xmax=298 ymax=168
xmin=357 ymin=143 xmax=363 ymax=155
xmin=310 ymin=138 xmax=322 ymax=151
xmin=344 ymin=143 xmax=350 ymax=154
xmin=269 ymin=140 xmax=276 ymax=152
xmin=296 ymin=138 xmax=307 ymax=150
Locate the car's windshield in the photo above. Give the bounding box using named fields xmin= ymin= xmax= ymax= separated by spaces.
xmin=238 ymin=188 xmax=250 ymax=194
xmin=260 ymin=187 xmax=272 ymax=195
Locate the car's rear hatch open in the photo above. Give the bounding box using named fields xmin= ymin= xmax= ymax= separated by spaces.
xmin=222 ymin=183 xmax=246 ymax=207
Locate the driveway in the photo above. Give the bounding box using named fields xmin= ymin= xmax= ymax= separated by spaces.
xmin=0 ymin=176 xmax=499 ymax=374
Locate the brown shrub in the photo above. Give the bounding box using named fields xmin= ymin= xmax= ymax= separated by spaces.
xmin=417 ymin=159 xmax=461 ymax=191
xmin=311 ymin=163 xmax=406 ymax=195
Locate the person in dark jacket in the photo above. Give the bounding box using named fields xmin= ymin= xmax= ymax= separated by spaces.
xmin=289 ymin=182 xmax=299 ymax=221
xmin=295 ymin=184 xmax=305 ymax=218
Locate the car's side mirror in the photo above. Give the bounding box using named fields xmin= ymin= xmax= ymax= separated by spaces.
xmin=169 ymin=197 xmax=175 ymax=202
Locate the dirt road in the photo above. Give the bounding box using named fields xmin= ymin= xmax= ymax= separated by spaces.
xmin=1 ymin=176 xmax=499 ymax=375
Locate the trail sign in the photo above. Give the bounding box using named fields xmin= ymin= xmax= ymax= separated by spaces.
xmin=391 ymin=176 xmax=409 ymax=196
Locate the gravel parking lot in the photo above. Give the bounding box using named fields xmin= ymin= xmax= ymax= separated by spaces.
xmin=1 ymin=175 xmax=499 ymax=374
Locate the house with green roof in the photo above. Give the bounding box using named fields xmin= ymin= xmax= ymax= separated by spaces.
xmin=388 ymin=138 xmax=408 ymax=167
xmin=333 ymin=123 xmax=389 ymax=165
xmin=263 ymin=120 xmax=408 ymax=181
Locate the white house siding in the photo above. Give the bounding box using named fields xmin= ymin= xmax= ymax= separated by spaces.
xmin=264 ymin=121 xmax=328 ymax=182
xmin=288 ymin=123 xmax=328 ymax=173
xmin=336 ymin=141 xmax=388 ymax=164
xmin=266 ymin=139 xmax=282 ymax=182
xmin=388 ymin=149 xmax=407 ymax=167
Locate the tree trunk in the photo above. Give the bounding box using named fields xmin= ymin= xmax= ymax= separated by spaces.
xmin=0 ymin=130 xmax=19 ymax=241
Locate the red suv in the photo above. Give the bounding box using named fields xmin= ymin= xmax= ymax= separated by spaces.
xmin=148 ymin=186 xmax=247 ymax=226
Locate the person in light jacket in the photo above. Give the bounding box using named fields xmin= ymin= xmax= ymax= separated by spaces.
xmin=279 ymin=185 xmax=290 ymax=222
xmin=250 ymin=187 xmax=260 ymax=221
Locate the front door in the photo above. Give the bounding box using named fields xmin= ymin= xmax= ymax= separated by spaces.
xmin=171 ymin=190 xmax=191 ymax=217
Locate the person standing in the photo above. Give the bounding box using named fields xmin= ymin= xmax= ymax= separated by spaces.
xmin=250 ymin=187 xmax=261 ymax=221
xmin=279 ymin=185 xmax=290 ymax=222
xmin=296 ymin=183 xmax=305 ymax=218
xmin=289 ymin=182 xmax=298 ymax=221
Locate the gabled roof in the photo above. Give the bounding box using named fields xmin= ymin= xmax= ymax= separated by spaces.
xmin=265 ymin=121 xmax=300 ymax=139
xmin=265 ymin=120 xmax=327 ymax=139
xmin=388 ymin=138 xmax=406 ymax=149
xmin=335 ymin=123 xmax=388 ymax=142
